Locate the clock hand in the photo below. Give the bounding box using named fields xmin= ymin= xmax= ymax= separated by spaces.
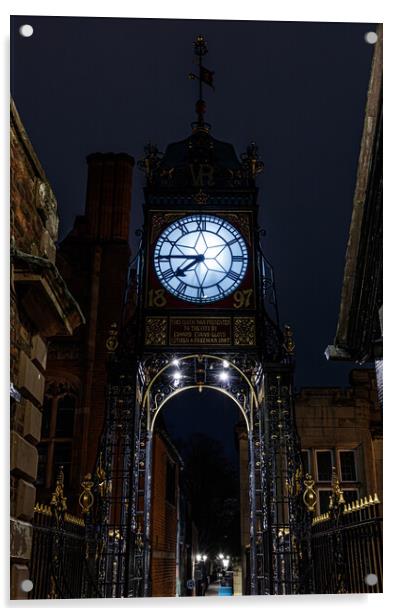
xmin=156 ymin=255 xmax=197 ymax=260
xmin=175 ymin=254 xmax=205 ymax=276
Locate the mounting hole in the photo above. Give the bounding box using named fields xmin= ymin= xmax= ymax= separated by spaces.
xmin=364 ymin=31 xmax=378 ymax=44
xmin=20 ymin=579 xmax=33 ymax=592
xmin=364 ymin=573 xmax=378 ymax=586
xmin=19 ymin=24 xmax=34 ymax=38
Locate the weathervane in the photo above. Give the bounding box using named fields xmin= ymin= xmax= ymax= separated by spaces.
xmin=189 ymin=35 xmax=214 ymax=130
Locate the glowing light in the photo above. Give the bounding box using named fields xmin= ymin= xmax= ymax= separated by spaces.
xmin=202 ymin=555 xmax=207 ymax=562
xmin=218 ymin=553 xmax=224 ymax=560
xmin=222 ymin=558 xmax=229 ymax=569
xmin=173 ymin=371 xmax=182 ymax=380
xmin=196 ymin=554 xmax=202 ymax=562
xmin=219 ymin=371 xmax=229 ymax=381
xmin=172 ymin=358 xmax=180 ymax=366
xmin=222 ymin=360 xmax=229 ymax=368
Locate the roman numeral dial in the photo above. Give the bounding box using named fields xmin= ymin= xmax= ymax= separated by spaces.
xmin=153 ymin=214 xmax=248 ymax=304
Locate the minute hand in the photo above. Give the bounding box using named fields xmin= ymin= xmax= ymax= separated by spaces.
xmin=175 ymin=255 xmax=204 ymax=277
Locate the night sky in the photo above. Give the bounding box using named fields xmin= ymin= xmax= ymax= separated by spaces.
xmin=11 ymin=17 xmax=377 ymax=460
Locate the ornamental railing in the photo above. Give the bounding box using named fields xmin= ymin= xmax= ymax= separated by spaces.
xmin=29 ymin=467 xmax=100 ymax=599
xmin=311 ymin=471 xmax=382 ymax=594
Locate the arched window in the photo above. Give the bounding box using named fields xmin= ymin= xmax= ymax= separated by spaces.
xmin=38 ymin=389 xmax=77 ymax=489
xmin=55 ymin=394 xmax=75 ymax=437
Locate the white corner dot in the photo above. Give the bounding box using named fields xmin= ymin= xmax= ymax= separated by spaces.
xmin=365 ymin=31 xmax=378 ymax=45
xmin=20 ymin=579 xmax=34 ymax=592
xmin=364 ymin=573 xmax=378 ymax=586
xmin=19 ymin=24 xmax=34 ymax=38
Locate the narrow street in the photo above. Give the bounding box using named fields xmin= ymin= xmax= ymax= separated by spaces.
xmin=205 ymin=582 xmax=220 ymax=596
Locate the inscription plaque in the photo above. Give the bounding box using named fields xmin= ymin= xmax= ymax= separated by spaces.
xmin=169 ymin=317 xmax=231 ymax=346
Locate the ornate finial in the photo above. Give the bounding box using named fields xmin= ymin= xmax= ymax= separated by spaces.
xmin=303 ymin=473 xmax=317 ymax=513
xmin=96 ymin=453 xmax=108 ymax=498
xmin=106 ymin=322 xmax=119 ymax=353
xmin=329 ymin=467 xmax=345 ymax=511
xmin=137 ymin=143 xmax=163 ymax=184
xmin=50 ymin=466 xmax=67 ymax=525
xmin=79 ymin=473 xmax=94 ymax=515
xmin=282 ymin=324 xmax=295 ymax=356
xmin=240 ymin=142 xmax=264 ymax=178
xmin=189 ymin=35 xmax=214 ymax=130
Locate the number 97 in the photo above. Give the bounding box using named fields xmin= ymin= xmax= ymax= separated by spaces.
xmin=233 ymin=289 xmax=253 ymax=309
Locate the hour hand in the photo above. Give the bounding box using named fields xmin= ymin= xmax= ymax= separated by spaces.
xmin=175 ymin=255 xmax=204 ymax=276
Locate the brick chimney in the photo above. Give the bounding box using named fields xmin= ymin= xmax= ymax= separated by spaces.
xmin=85 ymin=152 xmax=135 ymax=241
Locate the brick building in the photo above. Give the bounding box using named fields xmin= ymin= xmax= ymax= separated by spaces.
xmin=150 ymin=426 xmax=184 ymax=596
xmin=38 ymin=152 xmax=135 ymax=504
xmin=10 ymin=100 xmax=84 ymax=599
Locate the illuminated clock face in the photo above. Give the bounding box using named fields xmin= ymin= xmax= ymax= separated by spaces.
xmin=153 ymin=214 xmax=248 ymax=304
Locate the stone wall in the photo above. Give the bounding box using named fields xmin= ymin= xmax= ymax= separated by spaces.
xmin=10 ymin=100 xmax=83 ymax=599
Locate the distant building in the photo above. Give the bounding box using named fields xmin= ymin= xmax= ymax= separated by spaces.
xmin=10 ymin=100 xmax=83 ymax=599
xmin=39 ymin=152 xmax=135 ymax=505
xmin=325 ymin=24 xmax=383 ymax=404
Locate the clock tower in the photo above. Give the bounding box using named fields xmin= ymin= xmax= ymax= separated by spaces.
xmin=93 ymin=36 xmax=312 ymax=598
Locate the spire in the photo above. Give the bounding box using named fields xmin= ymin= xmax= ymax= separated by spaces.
xmin=188 ymin=35 xmax=214 ymax=131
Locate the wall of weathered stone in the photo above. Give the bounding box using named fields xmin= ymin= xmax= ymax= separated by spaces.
xmin=10 ymin=100 xmax=82 ymax=599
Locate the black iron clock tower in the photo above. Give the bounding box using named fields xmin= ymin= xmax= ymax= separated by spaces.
xmin=92 ymin=35 xmax=312 ymax=598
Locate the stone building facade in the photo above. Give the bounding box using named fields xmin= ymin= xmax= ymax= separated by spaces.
xmin=10 ymin=100 xmax=84 ymax=599
xmin=325 ymin=25 xmax=383 ymax=403
xmin=296 ymin=368 xmax=382 ymax=513
xmin=237 ymin=368 xmax=382 ymax=591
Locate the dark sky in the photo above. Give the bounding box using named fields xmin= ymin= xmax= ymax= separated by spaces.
xmin=11 ymin=16 xmax=376 ymax=400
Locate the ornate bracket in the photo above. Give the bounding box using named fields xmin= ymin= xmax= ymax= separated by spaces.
xmin=79 ymin=473 xmax=95 ymax=515
xmin=50 ymin=466 xmax=67 ymax=526
xmin=303 ymin=473 xmax=317 ymax=513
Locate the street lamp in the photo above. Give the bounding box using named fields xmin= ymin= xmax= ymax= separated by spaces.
xmin=218 ymin=553 xmax=224 ymax=560
xmin=222 ymin=558 xmax=229 ymax=569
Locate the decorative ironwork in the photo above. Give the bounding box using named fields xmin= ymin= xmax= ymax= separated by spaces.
xmin=144 ymin=317 xmax=167 ymax=346
xmin=312 ymin=493 xmax=382 ymax=593
xmin=30 ymin=469 xmax=92 ymax=600
xmin=233 ymin=317 xmax=256 ymax=346
xmin=303 ymin=474 xmax=317 ymax=513
xmin=240 ymin=142 xmax=264 ymax=178
xmin=106 ymin=323 xmax=119 ymax=353
xmin=283 ymin=325 xmax=295 ymax=356
xmin=193 ymin=190 xmax=208 ymax=204
xmin=79 ymin=473 xmax=94 ymax=515
xmin=50 ymin=466 xmax=67 ymax=525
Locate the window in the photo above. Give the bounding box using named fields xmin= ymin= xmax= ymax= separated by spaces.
xmin=37 ymin=389 xmax=77 ymax=489
xmin=165 ymin=459 xmax=176 ymax=505
xmin=318 ymin=489 xmax=332 ymax=514
xmin=343 ymin=489 xmax=359 ymax=506
xmin=301 ymin=450 xmax=311 ymax=475
xmin=55 ymin=395 xmax=75 ymax=437
xmin=54 ymin=443 xmax=72 ymax=486
xmin=316 ymin=450 xmax=333 ymax=482
xmin=339 ymin=450 xmax=357 ymax=482
xmin=41 ymin=397 xmax=52 ymax=438
xmin=36 ymin=443 xmax=48 ymax=486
